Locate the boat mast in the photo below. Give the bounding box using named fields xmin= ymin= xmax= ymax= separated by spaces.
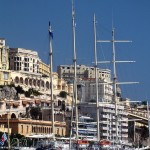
xmin=72 ymin=0 xmax=78 ymax=140
xmin=93 ymin=14 xmax=100 ymax=141
xmin=97 ymin=27 xmax=133 ymax=147
xmin=112 ymin=28 xmax=119 ymax=142
xmin=49 ymin=22 xmax=55 ymax=138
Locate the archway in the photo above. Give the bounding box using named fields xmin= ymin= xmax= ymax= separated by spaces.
xmin=11 ymin=113 xmax=16 ymax=119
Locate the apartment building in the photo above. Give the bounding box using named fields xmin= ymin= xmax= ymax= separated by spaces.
xmin=79 ymin=102 xmax=128 ymax=144
xmin=57 ymin=65 xmax=111 ymax=81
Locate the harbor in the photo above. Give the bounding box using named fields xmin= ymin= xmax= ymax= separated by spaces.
xmin=0 ymin=0 xmax=150 ymax=150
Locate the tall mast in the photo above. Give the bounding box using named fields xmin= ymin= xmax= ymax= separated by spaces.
xmin=72 ymin=0 xmax=78 ymax=140
xmin=93 ymin=14 xmax=100 ymax=141
xmin=112 ymin=28 xmax=119 ymax=141
xmin=97 ymin=27 xmax=134 ymax=147
xmin=49 ymin=22 xmax=55 ymax=138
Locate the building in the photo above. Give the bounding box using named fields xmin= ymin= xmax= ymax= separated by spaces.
xmin=8 ymin=48 xmax=73 ymax=97
xmin=77 ymin=78 xmax=113 ymax=102
xmin=39 ymin=61 xmax=50 ymax=77
xmin=0 ymin=94 xmax=69 ymax=137
xmin=0 ymin=38 xmax=11 ymax=85
xmin=0 ymin=124 xmax=11 ymax=134
xmin=79 ymin=102 xmax=128 ymax=144
xmin=72 ymin=115 xmax=97 ymax=140
xmin=57 ymin=65 xmax=111 ymax=81
xmin=0 ymin=119 xmax=66 ymax=137
xmin=9 ymin=48 xmax=39 ymax=73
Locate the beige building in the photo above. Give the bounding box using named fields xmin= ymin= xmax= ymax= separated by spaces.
xmin=39 ymin=61 xmax=50 ymax=77
xmin=9 ymin=48 xmax=39 ymax=73
xmin=0 ymin=38 xmax=11 ymax=85
xmin=8 ymin=48 xmax=73 ymax=96
xmin=0 ymin=124 xmax=11 ymax=134
xmin=0 ymin=119 xmax=66 ymax=137
xmin=0 ymin=45 xmax=72 ymax=137
xmin=57 ymin=64 xmax=111 ymax=81
xmin=10 ymin=71 xmax=73 ymax=97
xmin=0 ymin=94 xmax=69 ymax=137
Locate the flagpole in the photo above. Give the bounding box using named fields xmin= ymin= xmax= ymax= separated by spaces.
xmin=49 ymin=22 xmax=55 ymax=139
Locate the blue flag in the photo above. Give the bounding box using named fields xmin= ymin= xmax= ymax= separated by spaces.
xmin=49 ymin=31 xmax=53 ymax=39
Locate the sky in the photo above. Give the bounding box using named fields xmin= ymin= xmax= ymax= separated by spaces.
xmin=0 ymin=0 xmax=150 ymax=102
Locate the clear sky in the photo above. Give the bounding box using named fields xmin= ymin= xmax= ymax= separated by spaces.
xmin=0 ymin=0 xmax=150 ymax=101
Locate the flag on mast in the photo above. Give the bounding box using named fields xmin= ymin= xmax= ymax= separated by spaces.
xmin=49 ymin=21 xmax=53 ymax=39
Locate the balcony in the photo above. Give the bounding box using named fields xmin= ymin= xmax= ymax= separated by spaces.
xmin=101 ymin=133 xmax=109 ymax=136
xmin=101 ymin=126 xmax=109 ymax=130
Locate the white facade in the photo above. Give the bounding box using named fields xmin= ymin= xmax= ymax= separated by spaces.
xmin=0 ymin=38 xmax=9 ymax=70
xmin=9 ymin=48 xmax=40 ymax=73
xmin=0 ymin=38 xmax=5 ymax=47
xmin=72 ymin=116 xmax=97 ymax=140
xmin=79 ymin=103 xmax=128 ymax=144
xmin=77 ymin=78 xmax=113 ymax=102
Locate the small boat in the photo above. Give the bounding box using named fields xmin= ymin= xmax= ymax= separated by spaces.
xmin=73 ymin=139 xmax=89 ymax=149
xmin=98 ymin=139 xmax=112 ymax=149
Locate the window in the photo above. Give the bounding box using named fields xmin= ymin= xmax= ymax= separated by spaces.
xmin=57 ymin=128 xmax=59 ymax=135
xmin=27 ymin=126 xmax=29 ymax=133
xmin=21 ymin=125 xmax=23 ymax=133
xmin=3 ymin=72 xmax=8 ymax=80
xmin=62 ymin=128 xmax=64 ymax=135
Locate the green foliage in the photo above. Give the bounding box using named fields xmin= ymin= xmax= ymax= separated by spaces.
xmin=25 ymin=88 xmax=42 ymax=97
xmin=59 ymin=91 xmax=67 ymax=98
xmin=15 ymin=85 xmax=24 ymax=95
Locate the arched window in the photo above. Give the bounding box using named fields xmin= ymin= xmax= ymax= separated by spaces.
xmin=15 ymin=77 xmax=19 ymax=83
xmin=11 ymin=113 xmax=16 ymax=119
xmin=46 ymin=81 xmax=49 ymax=89
xmin=33 ymin=79 xmax=36 ymax=86
xmin=20 ymin=77 xmax=23 ymax=84
xmin=29 ymin=79 xmax=32 ymax=86
xmin=25 ymin=78 xmax=28 ymax=85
